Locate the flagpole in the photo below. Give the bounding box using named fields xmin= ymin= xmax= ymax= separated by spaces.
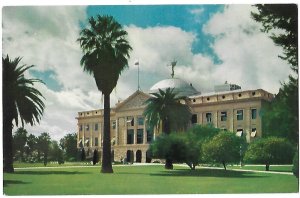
xmin=135 ymin=60 xmax=140 ymax=91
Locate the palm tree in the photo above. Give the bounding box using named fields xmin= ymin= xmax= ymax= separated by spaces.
xmin=143 ymin=88 xmax=191 ymax=169
xmin=2 ymin=55 xmax=45 ymax=173
xmin=77 ymin=15 xmax=132 ymax=173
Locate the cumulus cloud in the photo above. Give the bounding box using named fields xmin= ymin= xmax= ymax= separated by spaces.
xmin=203 ymin=5 xmax=292 ymax=93
xmin=2 ymin=5 xmax=293 ymax=140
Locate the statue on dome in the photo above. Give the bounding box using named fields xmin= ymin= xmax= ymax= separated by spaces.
xmin=168 ymin=60 xmax=177 ymax=78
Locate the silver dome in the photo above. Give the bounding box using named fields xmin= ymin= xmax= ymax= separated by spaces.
xmin=149 ymin=78 xmax=199 ymax=97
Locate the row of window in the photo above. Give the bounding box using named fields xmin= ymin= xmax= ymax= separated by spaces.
xmin=191 ymin=108 xmax=257 ymax=124
xmin=79 ymin=117 xmax=146 ymax=132
xmin=79 ymin=121 xmax=117 ymax=132
xmin=126 ymin=116 xmax=144 ymax=127
xmin=235 ymin=128 xmax=257 ymax=137
xmin=78 ymin=137 xmax=99 ymax=147
xmin=192 ymin=92 xmax=258 ymax=103
xmin=127 ymin=129 xmax=153 ymax=144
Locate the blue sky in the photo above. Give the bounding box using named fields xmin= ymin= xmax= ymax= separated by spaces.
xmin=2 ymin=5 xmax=292 ymax=140
xmin=87 ymin=5 xmax=223 ymax=62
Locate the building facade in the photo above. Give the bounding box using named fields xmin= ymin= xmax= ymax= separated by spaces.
xmin=76 ymin=78 xmax=274 ymax=163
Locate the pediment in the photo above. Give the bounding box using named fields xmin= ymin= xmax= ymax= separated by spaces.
xmin=116 ymin=90 xmax=151 ymax=112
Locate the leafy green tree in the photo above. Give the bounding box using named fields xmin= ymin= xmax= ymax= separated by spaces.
xmin=150 ymin=125 xmax=222 ymax=170
xmin=49 ymin=140 xmax=64 ymax=164
xmin=202 ymin=132 xmax=241 ymax=170
xmin=37 ymin=132 xmax=51 ymax=166
xmin=252 ymin=4 xmax=298 ymax=71
xmin=60 ymin=133 xmax=77 ymax=161
xmin=78 ymin=15 xmax=132 ymax=173
xmin=144 ymin=88 xmax=191 ymax=169
xmin=252 ymin=4 xmax=298 ymax=154
xmin=184 ymin=125 xmax=222 ymax=169
xmin=13 ymin=127 xmax=28 ymax=162
xmin=25 ymin=134 xmax=37 ymax=162
xmin=2 ymin=55 xmax=45 ymax=173
xmin=262 ymin=77 xmax=298 ymax=144
xmin=150 ymin=133 xmax=187 ymax=169
xmin=244 ymin=137 xmax=294 ymax=171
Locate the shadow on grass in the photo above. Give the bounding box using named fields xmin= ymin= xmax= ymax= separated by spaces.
xmin=3 ymin=180 xmax=30 ymax=187
xmin=150 ymin=168 xmax=268 ymax=178
xmin=14 ymin=170 xmax=90 ymax=175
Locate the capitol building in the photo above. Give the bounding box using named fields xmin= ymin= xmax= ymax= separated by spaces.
xmin=76 ymin=73 xmax=274 ymax=163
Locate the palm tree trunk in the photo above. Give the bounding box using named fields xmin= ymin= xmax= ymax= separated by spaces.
xmin=3 ymin=115 xmax=14 ymax=173
xmin=101 ymin=93 xmax=113 ymax=173
xmin=162 ymin=119 xmax=173 ymax=169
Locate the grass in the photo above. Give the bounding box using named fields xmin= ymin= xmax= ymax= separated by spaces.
xmin=228 ymin=165 xmax=293 ymax=172
xmin=3 ymin=164 xmax=299 ymax=195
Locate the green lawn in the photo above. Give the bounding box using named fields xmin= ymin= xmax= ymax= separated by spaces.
xmin=3 ymin=165 xmax=299 ymax=195
xmin=228 ymin=165 xmax=293 ymax=172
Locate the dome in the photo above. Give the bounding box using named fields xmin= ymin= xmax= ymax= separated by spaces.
xmin=149 ymin=78 xmax=199 ymax=97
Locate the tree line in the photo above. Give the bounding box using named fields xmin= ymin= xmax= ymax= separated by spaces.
xmin=12 ymin=128 xmax=78 ymax=166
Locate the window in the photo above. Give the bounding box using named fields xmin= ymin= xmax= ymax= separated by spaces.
xmin=79 ymin=125 xmax=83 ymax=131
xmin=236 ymin=129 xmax=243 ymax=137
xmin=251 ymin=128 xmax=257 ymax=137
xmin=206 ymin=113 xmax=212 ymax=123
xmin=85 ymin=138 xmax=90 ymax=147
xmin=222 ymin=95 xmax=225 ymax=99
xmin=207 ymin=97 xmax=210 ymax=101
xmin=127 ymin=117 xmax=134 ymax=127
xmin=221 ymin=111 xmax=227 ymax=121
xmin=147 ymin=129 xmax=153 ymax=143
xmin=191 ymin=114 xmax=197 ymax=124
xmin=94 ymin=123 xmax=98 ymax=131
xmin=86 ymin=124 xmax=90 ymax=131
xmin=137 ymin=117 xmax=144 ymax=126
xmin=95 ymin=137 xmax=98 ymax=146
xmin=127 ymin=129 xmax=134 ymax=144
xmin=251 ymin=109 xmax=257 ymax=119
xmin=137 ymin=129 xmax=143 ymax=144
xmin=112 ymin=121 xmax=116 ymax=129
xmin=237 ymin=110 xmax=243 ymax=121
xmin=193 ymin=99 xmax=196 ymax=102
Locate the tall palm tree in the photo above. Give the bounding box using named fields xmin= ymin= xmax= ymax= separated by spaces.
xmin=2 ymin=55 xmax=45 ymax=173
xmin=143 ymin=88 xmax=191 ymax=169
xmin=77 ymin=15 xmax=132 ymax=173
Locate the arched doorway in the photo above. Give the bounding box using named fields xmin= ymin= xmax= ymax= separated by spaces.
xmin=146 ymin=150 xmax=152 ymax=163
xmin=136 ymin=150 xmax=142 ymax=163
xmin=126 ymin=150 xmax=134 ymax=163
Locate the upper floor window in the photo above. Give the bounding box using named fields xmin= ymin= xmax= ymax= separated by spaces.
xmin=127 ymin=117 xmax=134 ymax=127
xmin=251 ymin=108 xmax=257 ymax=119
xmin=138 ymin=117 xmax=144 ymax=126
xmin=236 ymin=129 xmax=243 ymax=137
xmin=94 ymin=123 xmax=98 ymax=131
xmin=79 ymin=125 xmax=83 ymax=131
xmin=127 ymin=129 xmax=134 ymax=144
xmin=237 ymin=110 xmax=243 ymax=121
xmin=112 ymin=121 xmax=116 ymax=129
xmin=221 ymin=111 xmax=227 ymax=121
xmin=206 ymin=113 xmax=212 ymax=123
xmin=137 ymin=129 xmax=144 ymax=144
xmin=86 ymin=124 xmax=90 ymax=131
xmin=147 ymin=129 xmax=153 ymax=143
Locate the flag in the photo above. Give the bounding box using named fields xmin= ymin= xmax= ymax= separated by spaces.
xmin=134 ymin=60 xmax=139 ymax=65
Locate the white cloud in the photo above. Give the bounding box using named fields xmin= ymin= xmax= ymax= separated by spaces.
xmin=2 ymin=5 xmax=293 ymax=141
xmin=203 ymin=4 xmax=292 ymax=93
